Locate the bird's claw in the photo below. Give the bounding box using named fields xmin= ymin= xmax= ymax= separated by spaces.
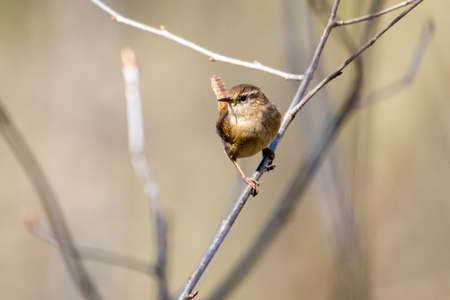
xmin=244 ymin=177 xmax=259 ymax=197
xmin=264 ymin=164 xmax=276 ymax=173
xmin=262 ymin=148 xmax=275 ymax=166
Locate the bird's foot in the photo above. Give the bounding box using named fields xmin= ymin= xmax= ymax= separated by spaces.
xmin=262 ymin=148 xmax=275 ymax=165
xmin=244 ymin=176 xmax=259 ymax=197
xmin=262 ymin=148 xmax=276 ymax=173
xmin=264 ymin=164 xmax=276 ymax=173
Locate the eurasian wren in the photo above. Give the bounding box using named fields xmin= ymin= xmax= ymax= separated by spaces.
xmin=211 ymin=76 xmax=281 ymax=195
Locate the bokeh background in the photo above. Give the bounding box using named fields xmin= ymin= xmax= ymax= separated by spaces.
xmin=1 ymin=0 xmax=449 ymax=299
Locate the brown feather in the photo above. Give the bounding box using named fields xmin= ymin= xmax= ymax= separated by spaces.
xmin=214 ymin=82 xmax=281 ymax=160
xmin=211 ymin=75 xmax=229 ymax=115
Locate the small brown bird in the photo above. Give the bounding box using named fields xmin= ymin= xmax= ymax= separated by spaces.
xmin=212 ymin=76 xmax=281 ymax=194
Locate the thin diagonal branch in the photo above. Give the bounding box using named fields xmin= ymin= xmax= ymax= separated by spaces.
xmin=121 ymin=48 xmax=170 ymax=300
xmin=89 ymin=0 xmax=303 ymax=81
xmin=23 ymin=214 xmax=155 ymax=275
xmin=177 ymin=2 xmax=342 ymax=299
xmin=335 ymin=0 xmax=416 ymax=26
xmin=0 ymin=102 xmax=102 ymax=300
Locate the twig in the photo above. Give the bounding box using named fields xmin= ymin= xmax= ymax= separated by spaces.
xmin=361 ymin=20 xmax=434 ymax=107
xmin=89 ymin=0 xmax=303 ymax=81
xmin=121 ymin=48 xmax=170 ymax=300
xmin=335 ymin=0 xmax=416 ymax=26
xmin=177 ymin=2 xmax=342 ymax=299
xmin=23 ymin=213 xmax=155 ymax=275
xmin=289 ymin=0 xmax=424 ymax=117
xmin=0 ymin=102 xmax=102 ymax=300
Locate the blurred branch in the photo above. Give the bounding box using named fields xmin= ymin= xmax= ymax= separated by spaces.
xmin=335 ymin=0 xmax=416 ymax=26
xmin=177 ymin=1 xmax=342 ymax=299
xmin=0 ymin=102 xmax=102 ymax=300
xmin=121 ymin=48 xmax=170 ymax=300
xmin=309 ymin=2 xmax=386 ymax=299
xmin=22 ymin=212 xmax=155 ymax=276
xmin=297 ymin=1 xmax=374 ymax=299
xmin=361 ymin=20 xmax=434 ymax=107
xmin=89 ymin=0 xmax=303 ymax=81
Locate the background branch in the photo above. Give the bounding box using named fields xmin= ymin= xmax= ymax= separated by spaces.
xmin=121 ymin=48 xmax=170 ymax=300
xmin=361 ymin=20 xmax=434 ymax=107
xmin=0 ymin=102 xmax=102 ymax=300
xmin=89 ymin=0 xmax=303 ymax=81
xmin=23 ymin=213 xmax=155 ymax=276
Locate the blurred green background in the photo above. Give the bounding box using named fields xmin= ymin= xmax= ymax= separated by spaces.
xmin=0 ymin=0 xmax=449 ymax=299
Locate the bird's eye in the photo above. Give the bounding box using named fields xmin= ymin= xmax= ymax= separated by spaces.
xmin=240 ymin=95 xmax=247 ymax=102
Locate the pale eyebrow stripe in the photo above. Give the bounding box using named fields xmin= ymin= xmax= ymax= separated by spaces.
xmin=241 ymin=89 xmax=258 ymax=97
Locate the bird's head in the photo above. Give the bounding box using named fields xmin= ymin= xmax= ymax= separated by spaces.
xmin=217 ymin=84 xmax=268 ymax=116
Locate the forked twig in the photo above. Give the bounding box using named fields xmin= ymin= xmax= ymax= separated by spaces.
xmin=288 ymin=0 xmax=424 ymax=117
xmin=0 ymin=102 xmax=102 ymax=300
xmin=89 ymin=0 xmax=303 ymax=81
xmin=335 ymin=0 xmax=416 ymax=26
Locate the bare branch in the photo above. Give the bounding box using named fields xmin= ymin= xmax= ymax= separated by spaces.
xmin=89 ymin=0 xmax=303 ymax=81
xmin=361 ymin=20 xmax=434 ymax=107
xmin=121 ymin=48 xmax=170 ymax=300
xmin=0 ymin=102 xmax=102 ymax=300
xmin=335 ymin=0 xmax=416 ymax=26
xmin=177 ymin=2 xmax=342 ymax=299
xmin=289 ymin=0 xmax=424 ymax=118
xmin=23 ymin=213 xmax=155 ymax=275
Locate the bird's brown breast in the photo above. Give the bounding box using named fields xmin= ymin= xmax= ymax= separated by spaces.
xmin=216 ymin=102 xmax=281 ymax=160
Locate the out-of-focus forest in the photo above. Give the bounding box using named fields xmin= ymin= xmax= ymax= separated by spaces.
xmin=0 ymin=0 xmax=449 ymax=299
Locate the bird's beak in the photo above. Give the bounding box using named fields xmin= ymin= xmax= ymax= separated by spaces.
xmin=217 ymin=97 xmax=232 ymax=103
